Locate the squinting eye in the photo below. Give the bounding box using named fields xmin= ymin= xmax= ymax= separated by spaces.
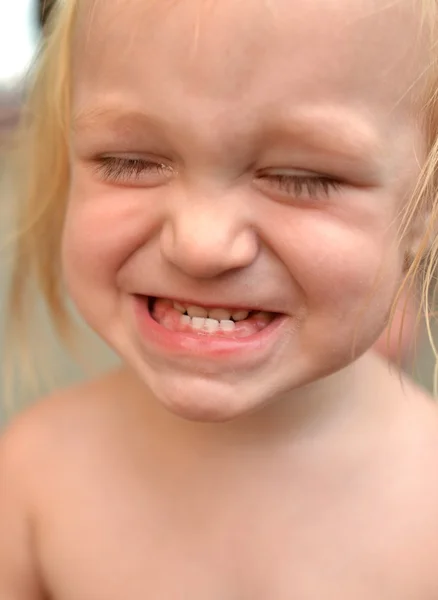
xmin=94 ymin=157 xmax=172 ymax=185
xmin=257 ymin=172 xmax=343 ymax=200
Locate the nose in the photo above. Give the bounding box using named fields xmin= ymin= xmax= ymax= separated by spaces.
xmin=160 ymin=196 xmax=259 ymax=279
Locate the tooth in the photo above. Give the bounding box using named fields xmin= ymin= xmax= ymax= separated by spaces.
xmin=220 ymin=320 xmax=236 ymax=332
xmin=209 ymin=308 xmax=231 ymax=321
xmin=174 ymin=302 xmax=186 ymax=314
xmin=232 ymin=310 xmax=249 ymax=322
xmin=204 ymin=318 xmax=220 ymax=333
xmin=255 ymin=311 xmax=272 ymax=322
xmin=192 ymin=317 xmax=206 ymax=330
xmin=180 ymin=315 xmax=191 ymax=325
xmin=187 ymin=306 xmax=208 ymax=318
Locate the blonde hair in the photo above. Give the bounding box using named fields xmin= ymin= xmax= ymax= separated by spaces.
xmin=2 ymin=0 xmax=438 ymax=408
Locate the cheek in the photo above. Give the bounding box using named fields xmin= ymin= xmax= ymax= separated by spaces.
xmin=266 ymin=206 xmax=405 ymax=357
xmin=61 ymin=178 xmax=162 ymax=294
xmin=267 ymin=205 xmax=404 ymax=316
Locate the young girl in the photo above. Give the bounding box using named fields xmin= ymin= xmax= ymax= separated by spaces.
xmin=2 ymin=0 xmax=438 ymax=597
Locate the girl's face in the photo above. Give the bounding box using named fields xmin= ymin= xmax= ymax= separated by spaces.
xmin=64 ymin=0 xmax=427 ymax=421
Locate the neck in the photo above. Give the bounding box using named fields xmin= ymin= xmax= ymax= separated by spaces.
xmin=122 ymin=352 xmax=400 ymax=450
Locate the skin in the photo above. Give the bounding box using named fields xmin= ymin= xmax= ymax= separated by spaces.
xmin=2 ymin=0 xmax=438 ymax=598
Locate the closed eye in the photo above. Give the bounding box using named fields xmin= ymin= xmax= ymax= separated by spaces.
xmin=257 ymin=172 xmax=343 ymax=200
xmin=93 ymin=157 xmax=173 ymax=185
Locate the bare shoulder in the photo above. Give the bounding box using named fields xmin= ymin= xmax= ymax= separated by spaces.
xmin=0 ymin=369 xmax=149 ymax=599
xmin=0 ymin=372 xmax=120 ymax=600
xmin=0 ymin=368 xmax=137 ymax=486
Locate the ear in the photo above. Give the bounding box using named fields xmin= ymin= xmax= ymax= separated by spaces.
xmin=403 ymin=205 xmax=434 ymax=271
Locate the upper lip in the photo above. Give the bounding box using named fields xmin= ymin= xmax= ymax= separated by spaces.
xmin=139 ymin=294 xmax=283 ymax=314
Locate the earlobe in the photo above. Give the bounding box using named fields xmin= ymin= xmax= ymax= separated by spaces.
xmin=404 ymin=206 xmax=434 ymax=269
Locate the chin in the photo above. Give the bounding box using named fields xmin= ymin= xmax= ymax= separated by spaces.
xmin=111 ymin=317 xmax=374 ymax=422
xmin=140 ymin=371 xmax=274 ymax=423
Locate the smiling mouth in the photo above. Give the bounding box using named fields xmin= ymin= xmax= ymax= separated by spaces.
xmin=147 ymin=296 xmax=278 ymax=338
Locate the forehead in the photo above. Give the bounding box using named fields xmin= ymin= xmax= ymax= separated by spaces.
xmin=73 ymin=0 xmax=427 ymax=124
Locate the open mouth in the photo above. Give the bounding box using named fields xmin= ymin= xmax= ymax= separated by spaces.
xmin=147 ymin=296 xmax=278 ymax=339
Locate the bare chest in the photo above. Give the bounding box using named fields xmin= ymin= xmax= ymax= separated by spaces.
xmin=37 ymin=477 xmax=438 ymax=600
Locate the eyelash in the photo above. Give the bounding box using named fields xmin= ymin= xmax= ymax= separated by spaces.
xmin=94 ymin=157 xmax=343 ymax=199
xmin=95 ymin=157 xmax=169 ymax=182
xmin=258 ymin=173 xmax=342 ymax=199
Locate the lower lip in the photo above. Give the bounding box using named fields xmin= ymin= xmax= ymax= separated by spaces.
xmin=133 ymin=296 xmax=289 ymax=358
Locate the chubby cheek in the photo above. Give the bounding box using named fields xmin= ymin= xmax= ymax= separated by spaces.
xmin=266 ymin=202 xmax=405 ymax=351
xmin=61 ymin=176 xmax=163 ymax=321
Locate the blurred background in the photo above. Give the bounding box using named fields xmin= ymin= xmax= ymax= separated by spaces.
xmin=0 ymin=0 xmax=436 ymax=427
xmin=0 ymin=0 xmax=37 ymax=142
xmin=0 ymin=0 xmax=117 ymax=425
xmin=0 ymin=0 xmax=39 ymax=425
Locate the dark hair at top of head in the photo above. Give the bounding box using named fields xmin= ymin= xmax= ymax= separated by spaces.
xmin=39 ymin=0 xmax=56 ymax=28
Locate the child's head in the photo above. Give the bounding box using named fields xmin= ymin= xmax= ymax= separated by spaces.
xmin=5 ymin=0 xmax=438 ymax=420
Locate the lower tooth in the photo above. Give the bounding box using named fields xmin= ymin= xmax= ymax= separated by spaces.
xmin=177 ymin=315 xmax=245 ymax=333
xmin=220 ymin=320 xmax=236 ymax=332
xmin=205 ymin=318 xmax=220 ymax=333
xmin=192 ymin=317 xmax=206 ymax=331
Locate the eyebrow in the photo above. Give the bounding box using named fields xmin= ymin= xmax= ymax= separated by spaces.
xmin=72 ymin=103 xmax=384 ymax=174
xmin=72 ymin=106 xmax=163 ymax=134
xmin=264 ymin=106 xmax=383 ymax=164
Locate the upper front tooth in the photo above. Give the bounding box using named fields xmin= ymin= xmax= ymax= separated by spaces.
xmin=232 ymin=310 xmax=249 ymax=322
xmin=174 ymin=302 xmax=186 ymax=314
xmin=209 ymin=308 xmax=231 ymax=321
xmin=187 ymin=305 xmax=208 ymax=318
